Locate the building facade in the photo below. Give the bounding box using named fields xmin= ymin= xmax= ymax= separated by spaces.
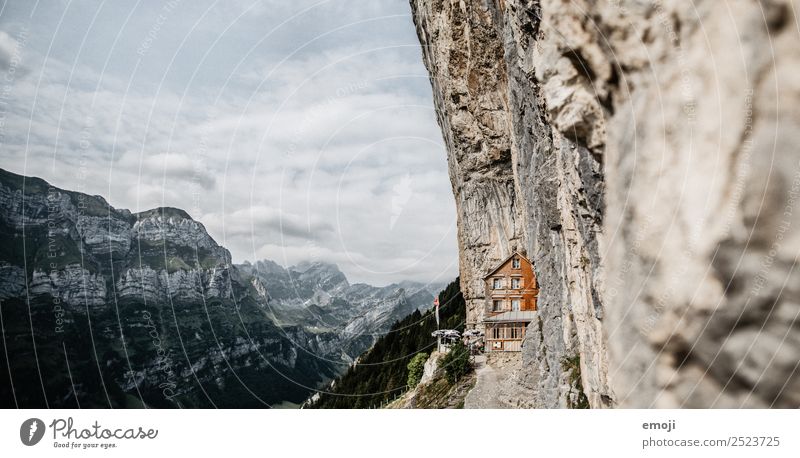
xmin=483 ymin=252 xmax=538 ymax=352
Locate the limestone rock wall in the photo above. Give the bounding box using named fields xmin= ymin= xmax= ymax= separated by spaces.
xmin=411 ymin=0 xmax=524 ymax=330
xmin=410 ymin=0 xmax=609 ymax=408
xmin=411 ymin=0 xmax=800 ymax=408
xmin=29 ymin=266 xmax=107 ymax=307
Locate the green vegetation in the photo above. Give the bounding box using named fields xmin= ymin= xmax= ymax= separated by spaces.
xmin=0 ymin=292 xmax=335 ymax=408
xmin=32 ymin=233 xmax=88 ymax=271
xmin=68 ymin=192 xmax=116 ymax=218
xmin=562 ymin=354 xmax=590 ymax=409
xmin=309 ymin=278 xmax=465 ymax=409
xmin=0 ymin=167 xmax=117 ymax=219
xmin=441 ymin=341 xmax=470 ymax=384
xmin=406 ymin=353 xmax=428 ymax=388
xmin=0 ymin=168 xmax=51 ymax=194
xmin=0 ymin=218 xmax=98 ymax=275
xmin=130 ymin=239 xmax=222 ymax=273
xmin=413 ymin=371 xmax=475 ymax=409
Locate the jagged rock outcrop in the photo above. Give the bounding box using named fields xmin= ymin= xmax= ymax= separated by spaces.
xmin=29 ymin=265 xmax=107 ymax=307
xmin=0 ymin=263 xmax=27 ymax=299
xmin=411 ymin=0 xmax=799 ymax=408
xmin=239 ymin=259 xmax=441 ymax=362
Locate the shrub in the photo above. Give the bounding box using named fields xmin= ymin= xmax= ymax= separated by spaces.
xmin=561 ymin=354 xmax=589 ymax=409
xmin=441 ymin=342 xmax=471 ymax=384
xmin=406 ymin=353 xmax=429 ymax=388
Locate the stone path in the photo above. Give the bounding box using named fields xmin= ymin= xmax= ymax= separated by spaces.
xmin=464 ymin=355 xmax=506 ymax=409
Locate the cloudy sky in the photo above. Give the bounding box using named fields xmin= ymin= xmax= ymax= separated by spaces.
xmin=0 ymin=0 xmax=458 ymax=286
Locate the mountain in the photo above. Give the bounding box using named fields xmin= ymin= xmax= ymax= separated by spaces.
xmin=409 ymin=0 xmax=800 ymax=407
xmin=240 ymin=259 xmax=445 ymax=363
xmin=0 ymin=168 xmax=442 ymax=408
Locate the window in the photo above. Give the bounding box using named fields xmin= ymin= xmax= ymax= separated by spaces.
xmin=492 ymin=300 xmax=502 ymax=311
xmin=492 ymin=278 xmax=502 ymax=289
xmin=492 ymin=327 xmax=501 ymax=339
xmin=511 ymin=326 xmax=520 ymax=339
xmin=512 ymin=258 xmax=520 ymax=269
xmin=511 ymin=278 xmax=521 ymax=289
xmin=511 ymin=299 xmax=521 ymax=311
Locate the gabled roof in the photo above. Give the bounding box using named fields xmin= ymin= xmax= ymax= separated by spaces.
xmin=483 ymin=251 xmax=531 ymax=279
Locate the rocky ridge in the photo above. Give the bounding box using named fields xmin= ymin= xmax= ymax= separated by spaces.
xmin=411 ymin=0 xmax=800 ymax=407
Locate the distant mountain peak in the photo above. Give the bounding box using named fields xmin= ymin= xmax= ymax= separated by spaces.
xmin=134 ymin=206 xmax=193 ymax=221
xmin=291 ymin=260 xmax=349 ymax=290
xmin=292 ymin=260 xmax=341 ymax=273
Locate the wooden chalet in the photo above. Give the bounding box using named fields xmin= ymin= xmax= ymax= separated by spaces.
xmin=483 ymin=252 xmax=538 ymax=352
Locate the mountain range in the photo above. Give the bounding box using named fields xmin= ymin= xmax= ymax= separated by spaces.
xmin=0 ymin=168 xmax=444 ymax=407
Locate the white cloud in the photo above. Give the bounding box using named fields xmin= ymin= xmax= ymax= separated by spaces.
xmin=0 ymin=31 xmax=19 ymax=71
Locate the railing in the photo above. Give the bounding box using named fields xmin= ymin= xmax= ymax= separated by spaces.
xmin=485 ymin=339 xmax=522 ymax=352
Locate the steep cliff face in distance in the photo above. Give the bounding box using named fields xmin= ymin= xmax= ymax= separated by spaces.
xmin=411 ymin=0 xmax=800 ymax=408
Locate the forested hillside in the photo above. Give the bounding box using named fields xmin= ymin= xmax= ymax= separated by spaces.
xmin=309 ymin=278 xmax=465 ymax=408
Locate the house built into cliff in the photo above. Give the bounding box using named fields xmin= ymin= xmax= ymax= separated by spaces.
xmin=483 ymin=253 xmax=538 ymax=352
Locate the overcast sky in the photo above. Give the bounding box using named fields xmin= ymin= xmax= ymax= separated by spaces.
xmin=0 ymin=0 xmax=458 ymax=286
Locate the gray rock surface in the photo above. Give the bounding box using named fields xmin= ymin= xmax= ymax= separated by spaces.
xmin=598 ymin=0 xmax=800 ymax=408
xmin=411 ymin=0 xmax=800 ymax=407
xmin=29 ymin=266 xmax=107 ymax=307
xmin=411 ymin=0 xmax=610 ymax=408
xmin=420 ymin=350 xmax=444 ymax=385
xmin=0 ymin=263 xmax=26 ymax=299
xmin=463 ymin=355 xmax=505 ymax=409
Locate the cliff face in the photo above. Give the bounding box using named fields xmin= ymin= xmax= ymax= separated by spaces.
xmin=411 ymin=0 xmax=608 ymax=408
xmin=411 ymin=0 xmax=800 ymax=408
xmin=0 ymin=169 xmax=236 ymax=308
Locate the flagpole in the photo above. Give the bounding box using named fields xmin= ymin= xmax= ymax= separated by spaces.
xmin=434 ymin=296 xmax=440 ymax=352
xmin=434 ymin=296 xmax=440 ymax=330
